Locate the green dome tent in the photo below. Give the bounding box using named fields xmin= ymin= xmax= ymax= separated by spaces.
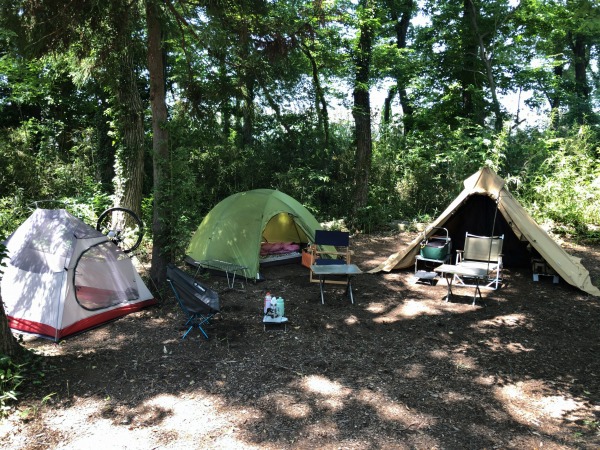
xmin=186 ymin=189 xmax=324 ymax=280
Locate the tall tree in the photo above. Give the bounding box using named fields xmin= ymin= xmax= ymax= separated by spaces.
xmin=352 ymin=0 xmax=376 ymax=213
xmin=515 ymin=0 xmax=600 ymax=127
xmin=146 ymin=0 xmax=170 ymax=286
xmin=109 ymin=1 xmax=147 ymax=219
xmin=466 ymin=0 xmax=504 ymax=131
xmin=459 ymin=0 xmax=485 ymax=125
xmin=382 ymin=0 xmax=415 ymax=133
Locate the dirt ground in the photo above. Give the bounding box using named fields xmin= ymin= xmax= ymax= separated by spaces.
xmin=1 ymin=230 xmax=600 ymax=449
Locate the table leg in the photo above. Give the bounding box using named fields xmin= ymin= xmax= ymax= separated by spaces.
xmin=472 ymin=278 xmax=483 ymax=305
xmin=319 ymin=277 xmax=325 ymax=304
xmin=444 ymin=275 xmax=453 ymax=302
xmin=193 ymin=265 xmax=202 ymax=280
xmin=223 ymin=270 xmax=232 ymax=288
xmin=347 ymin=277 xmax=354 ymax=304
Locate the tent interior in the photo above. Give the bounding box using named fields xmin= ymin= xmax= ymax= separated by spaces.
xmin=441 ymin=194 xmax=532 ymax=267
xmin=259 ymin=212 xmax=310 ymax=265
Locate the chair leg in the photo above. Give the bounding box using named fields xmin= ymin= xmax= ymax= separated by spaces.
xmin=181 ymin=314 xmax=212 ymax=340
xmin=182 ymin=324 xmax=196 ymax=339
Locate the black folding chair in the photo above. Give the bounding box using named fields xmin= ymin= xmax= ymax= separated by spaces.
xmin=166 ymin=264 xmax=220 ymax=340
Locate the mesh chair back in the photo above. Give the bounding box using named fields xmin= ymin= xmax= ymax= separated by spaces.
xmin=463 ymin=234 xmax=504 ymax=262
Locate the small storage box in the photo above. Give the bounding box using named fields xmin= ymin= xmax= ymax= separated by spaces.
xmin=301 ymin=249 xmax=314 ymax=268
xmin=420 ymin=237 xmax=451 ymax=260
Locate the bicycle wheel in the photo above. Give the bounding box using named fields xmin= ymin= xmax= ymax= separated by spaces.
xmin=96 ymin=207 xmax=144 ymax=253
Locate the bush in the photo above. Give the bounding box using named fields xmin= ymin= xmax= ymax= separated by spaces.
xmin=0 ymin=355 xmax=25 ymax=417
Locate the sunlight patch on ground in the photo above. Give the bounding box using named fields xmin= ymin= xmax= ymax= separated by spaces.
xmin=301 ymin=375 xmax=352 ymax=399
xmin=482 ymin=336 xmax=535 ymax=354
xmin=474 ymin=374 xmax=498 ymax=386
xmin=271 ymin=393 xmax=312 ymax=419
xmin=295 ymin=375 xmax=434 ymax=432
xmin=397 ymin=363 xmax=426 ymax=378
xmin=497 ymin=381 xmax=590 ymax=428
xmin=475 ymin=313 xmax=529 ymax=329
xmin=429 ymin=346 xmax=479 ymax=371
xmin=365 ymin=302 xmax=387 ymax=314
xmin=440 ymin=390 xmax=473 ymax=403
xmin=429 ymin=349 xmax=448 ymax=360
xmin=293 ymin=374 xmax=351 ymax=412
xmin=355 ymin=389 xmax=435 ymax=428
xmin=449 ymin=353 xmax=478 ymax=370
xmin=344 ymin=314 xmax=360 ymax=326
xmin=369 ymin=300 xmax=443 ymax=323
xmin=29 ymin=392 xmax=265 ymax=450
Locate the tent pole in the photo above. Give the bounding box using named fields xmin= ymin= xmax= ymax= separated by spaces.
xmin=487 ymin=195 xmax=501 ymax=273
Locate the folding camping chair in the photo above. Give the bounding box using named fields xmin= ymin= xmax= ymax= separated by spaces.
xmin=454 ymin=233 xmax=504 ymax=290
xmin=166 ymin=264 xmax=220 ymax=340
xmin=309 ymin=230 xmax=352 ymax=284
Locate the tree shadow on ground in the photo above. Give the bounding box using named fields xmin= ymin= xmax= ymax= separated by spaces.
xmin=5 ymin=233 xmax=600 ymax=449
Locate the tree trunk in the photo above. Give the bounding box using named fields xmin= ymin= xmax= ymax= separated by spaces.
xmin=115 ymin=31 xmax=146 ymax=220
xmin=352 ymin=0 xmax=374 ymax=214
xmin=383 ymin=85 xmax=397 ymax=125
xmin=257 ymin=78 xmax=293 ymax=135
xmin=302 ymin=43 xmax=330 ymax=149
xmin=390 ymin=0 xmax=415 ymax=134
xmin=238 ymin=22 xmax=255 ymax=148
xmin=0 ymin=293 xmax=22 ymax=357
xmin=466 ymin=0 xmax=503 ymax=131
xmin=219 ymin=55 xmax=231 ymax=139
xmin=460 ymin=0 xmax=484 ymax=125
xmin=146 ymin=0 xmax=170 ymax=288
xmin=570 ymin=32 xmax=591 ymax=124
xmin=548 ymin=57 xmax=564 ymax=130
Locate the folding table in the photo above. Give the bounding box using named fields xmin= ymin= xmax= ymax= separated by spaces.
xmin=434 ymin=264 xmax=489 ymax=305
xmin=310 ymin=263 xmax=362 ymax=304
xmin=193 ymin=259 xmax=248 ymax=289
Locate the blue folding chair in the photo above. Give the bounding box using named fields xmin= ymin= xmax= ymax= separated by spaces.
xmin=309 ymin=230 xmax=352 ymax=284
xmin=166 ymin=264 xmax=220 ymax=340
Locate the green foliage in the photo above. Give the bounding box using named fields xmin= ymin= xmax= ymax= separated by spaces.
xmin=0 ymin=351 xmax=52 ymax=418
xmin=0 ymin=355 xmax=24 ymax=416
xmin=0 ymin=0 xmax=598 ymax=246
xmin=522 ymin=126 xmax=600 ymax=232
xmin=365 ymin=120 xmax=506 ymax=229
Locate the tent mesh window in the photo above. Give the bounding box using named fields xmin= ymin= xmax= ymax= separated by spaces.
xmin=74 ymin=242 xmax=139 ymax=310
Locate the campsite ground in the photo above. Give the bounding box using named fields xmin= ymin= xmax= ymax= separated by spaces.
xmin=2 ymin=230 xmax=600 ymax=449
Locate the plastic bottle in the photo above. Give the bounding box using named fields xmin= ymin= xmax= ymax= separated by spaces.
xmin=278 ymin=297 xmax=285 ymax=317
xmin=264 ymin=292 xmax=272 ymax=314
xmin=270 ymin=297 xmax=278 ymax=317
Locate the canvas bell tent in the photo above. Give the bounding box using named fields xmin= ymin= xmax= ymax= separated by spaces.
xmin=186 ymin=189 xmax=324 ymax=279
xmin=1 ymin=209 xmax=156 ymax=341
xmin=370 ymin=167 xmax=600 ymax=297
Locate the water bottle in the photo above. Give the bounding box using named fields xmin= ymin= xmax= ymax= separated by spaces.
xmin=278 ymin=297 xmax=285 ymax=317
xmin=264 ymin=292 xmax=272 ymax=314
xmin=270 ymin=297 xmax=278 ymax=317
